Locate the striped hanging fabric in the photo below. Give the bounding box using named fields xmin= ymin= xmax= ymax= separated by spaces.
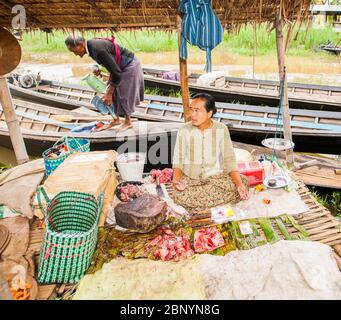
xmin=180 ymin=0 xmax=223 ymax=72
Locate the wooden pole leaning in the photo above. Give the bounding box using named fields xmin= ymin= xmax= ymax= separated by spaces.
xmin=275 ymin=8 xmax=294 ymax=168
xmin=177 ymin=15 xmax=191 ymax=123
xmin=0 ymin=77 xmax=29 ymax=164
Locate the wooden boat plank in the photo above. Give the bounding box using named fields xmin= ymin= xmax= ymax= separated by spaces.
xmin=39 ymin=87 xmax=93 ymax=100
xmin=144 ymin=94 xmax=341 ymax=119
xmin=10 ymin=82 xmax=341 ymax=121
xmin=146 ymin=102 xmax=341 ymax=131
xmin=187 ymin=72 xmax=341 ymax=92
xmin=13 ymin=110 xmax=76 ymax=130
xmin=145 ymin=69 xmax=341 ymax=109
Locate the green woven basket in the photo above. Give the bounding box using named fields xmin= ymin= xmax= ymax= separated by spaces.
xmin=42 ymin=136 xmax=90 ymax=177
xmin=37 ymin=187 xmax=104 ymax=284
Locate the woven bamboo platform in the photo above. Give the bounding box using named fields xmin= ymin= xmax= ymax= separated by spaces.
xmin=28 ymin=179 xmax=341 ymax=299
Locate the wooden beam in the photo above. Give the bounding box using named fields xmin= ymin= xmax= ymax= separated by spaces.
xmin=0 ymin=77 xmax=29 ymax=164
xmin=177 ymin=16 xmax=190 ymax=123
xmin=275 ymin=8 xmax=294 ymax=168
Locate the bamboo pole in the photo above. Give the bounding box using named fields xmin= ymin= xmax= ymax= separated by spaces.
xmin=252 ymin=22 xmax=257 ymax=79
xmin=275 ymin=8 xmax=294 ymax=168
xmin=177 ymin=16 xmax=191 ymax=123
xmin=0 ymin=77 xmax=29 ymax=164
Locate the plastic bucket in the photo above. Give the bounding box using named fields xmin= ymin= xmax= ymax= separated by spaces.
xmin=116 ymin=153 xmax=146 ymax=181
xmin=82 ymin=74 xmax=106 ymax=94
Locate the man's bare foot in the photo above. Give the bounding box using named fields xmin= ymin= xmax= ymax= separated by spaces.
xmin=116 ymin=122 xmax=133 ymax=132
xmin=109 ymin=118 xmax=121 ymax=127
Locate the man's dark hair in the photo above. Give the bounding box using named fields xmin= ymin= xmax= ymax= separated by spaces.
xmin=65 ymin=35 xmax=85 ymax=48
xmin=192 ymin=93 xmax=217 ymax=115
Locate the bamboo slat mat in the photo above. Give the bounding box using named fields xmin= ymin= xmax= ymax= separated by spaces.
xmin=29 ymin=179 xmax=341 ymax=300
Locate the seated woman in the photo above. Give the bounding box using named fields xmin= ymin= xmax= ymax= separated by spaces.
xmin=172 ymin=93 xmax=249 ymax=213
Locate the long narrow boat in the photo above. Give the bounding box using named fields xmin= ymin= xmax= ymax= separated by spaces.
xmin=143 ymin=67 xmax=341 ymax=111
xmin=2 ymin=88 xmax=341 ymax=153
xmin=0 ymin=99 xmax=181 ymax=171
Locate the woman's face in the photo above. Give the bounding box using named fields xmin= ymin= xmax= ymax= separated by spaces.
xmin=190 ymin=98 xmax=212 ymax=127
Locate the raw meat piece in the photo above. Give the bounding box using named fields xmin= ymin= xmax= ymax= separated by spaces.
xmin=150 ymin=229 xmax=194 ymax=262
xmin=194 ymin=227 xmax=225 ymax=253
xmin=118 ymin=183 xmax=145 ymax=202
xmin=150 ymin=168 xmax=173 ymax=184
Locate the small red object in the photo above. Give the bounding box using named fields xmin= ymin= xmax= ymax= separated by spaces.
xmin=237 ymin=161 xmax=265 ymax=186
xmin=262 ymin=198 xmax=271 ymax=205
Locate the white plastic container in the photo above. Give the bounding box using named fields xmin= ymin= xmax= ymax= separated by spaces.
xmin=116 ymin=153 xmax=146 ymax=181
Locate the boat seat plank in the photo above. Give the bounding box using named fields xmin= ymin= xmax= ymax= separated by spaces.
xmin=38 ymin=87 xmax=92 ymax=100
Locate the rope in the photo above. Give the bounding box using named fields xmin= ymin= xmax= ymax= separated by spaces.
xmin=271 ymin=77 xmax=285 ymax=162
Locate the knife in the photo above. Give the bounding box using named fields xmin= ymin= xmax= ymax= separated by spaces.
xmin=156 ymin=176 xmax=165 ymax=198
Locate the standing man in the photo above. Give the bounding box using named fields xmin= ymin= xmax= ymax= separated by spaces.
xmin=65 ymin=35 xmax=144 ymax=131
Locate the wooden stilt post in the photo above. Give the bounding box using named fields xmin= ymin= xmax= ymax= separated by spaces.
xmin=0 ymin=77 xmax=29 ymax=164
xmin=177 ymin=16 xmax=191 ymax=123
xmin=275 ymin=8 xmax=294 ymax=168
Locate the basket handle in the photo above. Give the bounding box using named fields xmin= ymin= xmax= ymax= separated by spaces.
xmin=52 ymin=135 xmax=68 ymax=149
xmin=37 ymin=186 xmax=50 ymax=219
xmin=96 ymin=192 xmax=105 ymax=223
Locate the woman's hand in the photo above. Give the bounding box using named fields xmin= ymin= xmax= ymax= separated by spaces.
xmin=173 ymin=179 xmax=188 ymax=192
xmin=237 ymin=184 xmax=249 ymax=200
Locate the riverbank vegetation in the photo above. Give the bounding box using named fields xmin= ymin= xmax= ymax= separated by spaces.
xmin=21 ymin=23 xmax=340 ymax=57
xmin=310 ymin=188 xmax=341 ymax=216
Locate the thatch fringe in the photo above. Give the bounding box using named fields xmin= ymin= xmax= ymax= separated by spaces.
xmin=0 ymin=0 xmax=312 ymax=31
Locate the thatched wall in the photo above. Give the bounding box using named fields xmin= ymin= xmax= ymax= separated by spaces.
xmin=0 ymin=0 xmax=312 ymax=30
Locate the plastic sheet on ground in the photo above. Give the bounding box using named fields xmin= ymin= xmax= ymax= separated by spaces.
xmin=0 ymin=159 xmax=45 ymax=219
xmin=230 ymin=187 xmax=309 ymax=220
xmin=73 ymin=240 xmax=341 ymax=300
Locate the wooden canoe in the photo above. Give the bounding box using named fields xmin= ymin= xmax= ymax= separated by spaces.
xmin=143 ymin=67 xmax=341 ymax=111
xmin=7 ymin=80 xmax=341 ymax=153
xmin=0 ymin=99 xmax=339 ymax=189
xmin=0 ymin=99 xmax=181 ymax=171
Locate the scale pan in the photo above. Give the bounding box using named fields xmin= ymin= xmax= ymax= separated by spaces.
xmin=261 ymin=138 xmax=294 ymax=151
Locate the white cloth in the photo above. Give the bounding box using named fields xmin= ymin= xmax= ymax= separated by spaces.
xmin=74 ymin=241 xmax=341 ymax=300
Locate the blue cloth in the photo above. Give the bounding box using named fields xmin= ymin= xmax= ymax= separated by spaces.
xmin=71 ymin=121 xmax=106 ymax=133
xmin=180 ymin=0 xmax=223 ymax=72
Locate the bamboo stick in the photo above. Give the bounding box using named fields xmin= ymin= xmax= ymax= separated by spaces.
xmin=177 ymin=15 xmax=191 ymax=123
xmin=0 ymin=77 xmax=29 ymax=164
xmin=275 ymin=8 xmax=294 ymax=168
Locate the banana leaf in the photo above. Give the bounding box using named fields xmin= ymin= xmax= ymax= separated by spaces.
xmin=275 ymin=217 xmax=293 ymax=240
xmin=257 ymin=218 xmax=281 ymax=244
xmin=285 ymin=215 xmax=310 ymax=238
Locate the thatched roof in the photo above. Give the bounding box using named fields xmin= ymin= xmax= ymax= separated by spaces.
xmin=0 ymin=0 xmax=312 ymax=30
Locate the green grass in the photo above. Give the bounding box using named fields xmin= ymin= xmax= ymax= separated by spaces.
xmin=145 ymin=87 xmax=183 ymax=98
xmin=20 ymin=23 xmax=341 ymax=57
xmin=21 ymin=30 xmax=179 ymax=53
xmin=220 ymin=23 xmax=341 ymax=56
xmin=310 ymin=188 xmax=341 ymax=216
